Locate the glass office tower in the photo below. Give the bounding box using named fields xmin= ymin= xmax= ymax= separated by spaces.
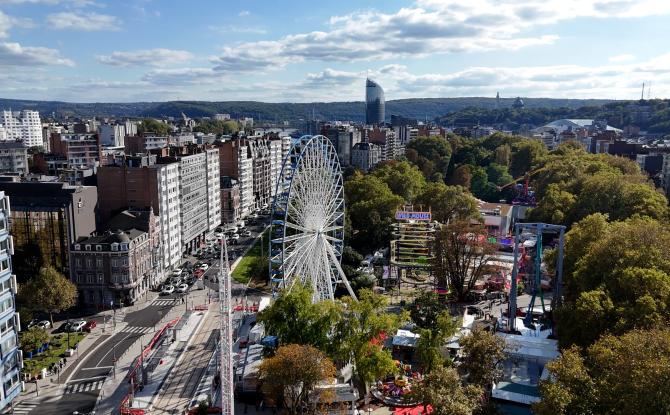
xmin=365 ymin=79 xmax=385 ymax=125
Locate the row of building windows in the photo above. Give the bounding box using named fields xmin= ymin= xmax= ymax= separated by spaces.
xmin=0 ymin=297 xmax=12 ymax=316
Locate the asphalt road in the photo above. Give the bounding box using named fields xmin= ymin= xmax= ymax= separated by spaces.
xmin=29 ymin=220 xmax=270 ymax=415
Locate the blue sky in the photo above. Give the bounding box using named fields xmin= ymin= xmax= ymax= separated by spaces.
xmin=1 ymin=0 xmax=670 ymax=102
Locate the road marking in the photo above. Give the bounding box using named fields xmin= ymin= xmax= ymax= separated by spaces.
xmin=64 ymin=379 xmax=105 ymax=394
xmin=80 ymin=366 xmax=113 ymax=371
xmin=11 ymin=401 xmax=39 ymax=414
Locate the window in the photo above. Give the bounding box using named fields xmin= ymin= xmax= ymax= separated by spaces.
xmin=111 ymin=258 xmax=118 ymax=268
xmin=85 ymin=245 xmax=91 ymax=251
xmin=85 ymin=258 xmax=93 ymax=269
xmin=75 ymin=258 xmax=82 ymax=267
xmin=3 ymin=370 xmax=18 ymax=392
xmin=97 ymin=273 xmax=104 ymax=284
xmin=0 ymin=260 xmax=8 ymax=272
xmin=96 ymin=258 xmax=103 ymax=268
xmin=75 ymin=244 xmax=81 ymax=251
xmin=86 ymin=274 xmax=94 ymax=284
xmin=0 ymin=318 xmax=14 ymax=337
xmin=96 ymin=245 xmax=102 ymax=252
xmin=0 ymin=279 xmax=10 ymax=295
xmin=111 ymin=243 xmax=118 ymax=251
xmin=0 ymin=297 xmax=12 ymax=315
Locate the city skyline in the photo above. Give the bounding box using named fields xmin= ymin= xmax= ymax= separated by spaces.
xmin=1 ymin=0 xmax=670 ymax=102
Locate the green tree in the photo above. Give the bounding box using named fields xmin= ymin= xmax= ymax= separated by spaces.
xmin=510 ymin=139 xmax=546 ymax=177
xmin=555 ymin=215 xmax=670 ymax=347
xmin=20 ymin=327 xmax=49 ymax=352
xmin=432 ymin=221 xmax=496 ymax=301
xmin=449 ymin=165 xmax=472 ymax=188
xmin=494 ymin=145 xmax=511 ymax=168
xmin=410 ymin=290 xmax=444 ymax=329
xmin=415 ymin=183 xmax=479 ymax=223
xmin=137 ymin=118 xmax=170 ymax=135
xmin=469 ymin=166 xmax=491 ymax=200
xmin=415 ymin=311 xmax=459 ymax=373
xmin=257 ymin=283 xmax=343 ymax=354
xmin=535 ymin=329 xmax=670 ymax=415
xmin=259 ymin=344 xmax=336 ymax=415
xmin=459 ymin=328 xmax=506 ymax=391
xmin=372 ymin=160 xmax=426 ymax=202
xmin=414 ymin=365 xmax=483 ymax=415
xmin=332 ymin=290 xmax=405 ymax=388
xmin=485 ymin=163 xmax=513 ymax=187
xmin=21 ymin=266 xmax=77 ymax=325
xmin=345 ymin=172 xmax=403 ymax=252
xmin=406 ymin=136 xmax=452 ymax=180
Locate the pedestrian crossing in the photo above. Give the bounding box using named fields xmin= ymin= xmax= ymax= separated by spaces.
xmin=152 ymin=298 xmax=179 ymax=306
xmin=121 ymin=325 xmax=154 ymax=335
xmin=11 ymin=401 xmax=39 ymax=414
xmin=64 ymin=378 xmax=105 ymax=394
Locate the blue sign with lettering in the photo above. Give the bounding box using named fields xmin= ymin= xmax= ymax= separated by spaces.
xmin=395 ymin=211 xmax=431 ymax=221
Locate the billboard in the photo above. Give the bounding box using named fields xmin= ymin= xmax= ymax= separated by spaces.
xmin=395 ymin=211 xmax=431 ymax=221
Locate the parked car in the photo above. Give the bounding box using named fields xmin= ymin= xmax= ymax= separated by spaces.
xmin=25 ymin=319 xmax=39 ymax=330
xmin=242 ymin=230 xmax=252 ymax=237
xmin=231 ymin=234 xmax=240 ymax=241
xmin=84 ymin=320 xmax=97 ymax=332
xmin=199 ymin=264 xmax=209 ymax=271
xmin=36 ymin=320 xmax=51 ymax=330
xmin=161 ymin=285 xmax=175 ymax=295
xmin=176 ymin=283 xmax=189 ymax=293
xmin=67 ymin=320 xmax=86 ymax=332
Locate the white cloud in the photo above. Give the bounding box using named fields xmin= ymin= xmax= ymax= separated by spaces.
xmin=0 ymin=0 xmax=96 ymax=5
xmin=0 ymin=41 xmax=74 ymax=66
xmin=0 ymin=10 xmax=33 ymax=38
xmin=142 ymin=67 xmax=228 ymax=85
xmin=238 ymin=10 xmax=250 ymax=17
xmin=211 ymin=0 xmax=670 ymax=72
xmin=46 ymin=11 xmax=119 ymax=31
xmin=209 ymin=25 xmax=267 ymax=35
xmin=96 ymin=49 xmax=194 ymax=67
xmin=609 ymin=54 xmax=636 ymax=62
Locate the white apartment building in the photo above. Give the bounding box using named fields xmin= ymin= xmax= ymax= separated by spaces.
xmin=213 ymin=114 xmax=231 ymax=121
xmin=178 ymin=153 xmax=209 ymax=252
xmin=1 ymin=110 xmax=42 ymax=147
xmin=158 ymin=163 xmax=182 ymax=268
xmin=238 ymin=144 xmax=254 ymax=217
xmin=269 ymin=136 xmax=290 ymax=197
xmin=124 ymin=120 xmax=138 ymax=136
xmin=99 ymin=123 xmax=126 ymax=147
xmin=0 ymin=126 xmax=5 ymax=141
xmin=205 ymin=148 xmax=222 ymax=232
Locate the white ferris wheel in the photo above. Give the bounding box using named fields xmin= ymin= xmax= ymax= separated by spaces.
xmin=269 ymin=135 xmax=356 ymax=302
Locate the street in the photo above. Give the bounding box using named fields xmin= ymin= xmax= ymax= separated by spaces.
xmin=12 ymin=219 xmax=269 ymax=415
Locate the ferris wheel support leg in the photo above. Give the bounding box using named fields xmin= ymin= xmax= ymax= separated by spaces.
xmin=326 ymin=242 xmax=358 ymax=301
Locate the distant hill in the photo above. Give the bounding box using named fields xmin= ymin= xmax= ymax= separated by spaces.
xmin=0 ymin=97 xmax=614 ymax=123
xmin=438 ymin=99 xmax=670 ymax=134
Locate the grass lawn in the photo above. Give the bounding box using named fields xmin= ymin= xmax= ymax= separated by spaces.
xmin=231 ymin=229 xmax=269 ymax=284
xmin=22 ymin=332 xmax=86 ymax=377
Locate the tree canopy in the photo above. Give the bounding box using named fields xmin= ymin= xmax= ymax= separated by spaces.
xmin=535 ymin=328 xmax=670 ymax=415
xmin=432 ymin=220 xmax=497 ymax=301
xmin=371 ymin=160 xmax=427 ymax=202
xmin=345 ymin=171 xmax=403 ymax=252
xmin=406 ymin=136 xmax=452 ymax=181
xmin=415 ymin=183 xmax=479 ymax=223
xmin=257 ymin=283 xmax=342 ymax=354
xmin=259 ymin=344 xmax=336 ymax=414
xmin=528 ymin=145 xmax=668 ymax=225
xmin=414 ymin=365 xmax=483 ymax=415
xmin=555 ymin=214 xmax=670 ymax=347
xmin=137 ymin=118 xmax=170 ymax=135
xmin=20 ymin=266 xmax=77 ymax=324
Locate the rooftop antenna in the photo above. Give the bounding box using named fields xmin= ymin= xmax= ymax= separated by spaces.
xmin=641 ymin=82 xmax=645 ymax=100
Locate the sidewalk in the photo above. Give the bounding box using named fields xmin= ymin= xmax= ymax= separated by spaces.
xmin=13 ymin=290 xmax=161 ymax=405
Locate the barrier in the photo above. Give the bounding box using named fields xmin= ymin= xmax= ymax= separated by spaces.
xmin=119 ymin=316 xmax=181 ymax=415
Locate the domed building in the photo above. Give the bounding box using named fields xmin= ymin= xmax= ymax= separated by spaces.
xmin=512 ymin=97 xmax=525 ymax=109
